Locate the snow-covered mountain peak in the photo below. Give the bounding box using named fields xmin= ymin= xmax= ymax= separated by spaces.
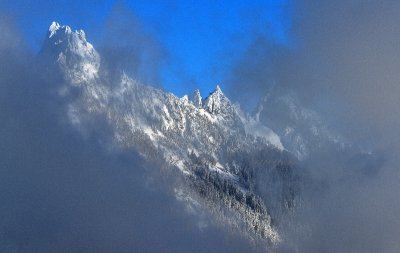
xmin=49 ymin=21 xmax=61 ymax=37
xmin=48 ymin=21 xmax=74 ymax=38
xmin=45 ymin=21 xmax=92 ymax=53
xmin=192 ymin=89 xmax=202 ymax=108
xmin=47 ymin=21 xmax=74 ymax=40
xmin=41 ymin=22 xmax=296 ymax=246
xmin=43 ymin=22 xmax=100 ymax=86
xmin=203 ymin=85 xmax=231 ymax=115
xmin=214 ymin=84 xmax=222 ymax=93
xmin=210 ymin=85 xmax=224 ymax=98
xmin=179 ymin=94 xmax=189 ymax=104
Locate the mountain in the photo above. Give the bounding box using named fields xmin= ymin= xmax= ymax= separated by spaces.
xmin=43 ymin=21 xmax=100 ymax=86
xmin=41 ymin=22 xmax=304 ymax=248
xmin=255 ymin=86 xmax=350 ymax=160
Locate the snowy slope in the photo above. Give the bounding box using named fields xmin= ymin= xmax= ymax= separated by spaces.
xmin=41 ymin=22 xmax=302 ymax=247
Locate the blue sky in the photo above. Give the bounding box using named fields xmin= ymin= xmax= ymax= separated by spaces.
xmin=1 ymin=0 xmax=291 ymax=97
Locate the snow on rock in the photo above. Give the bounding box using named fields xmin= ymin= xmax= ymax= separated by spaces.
xmin=43 ymin=21 xmax=100 ymax=86
xmin=44 ymin=22 xmax=299 ymax=248
xmin=244 ymin=117 xmax=284 ymax=150
xmin=48 ymin=21 xmax=62 ymax=38
xmin=203 ymin=85 xmax=230 ymax=114
xmin=192 ymin=89 xmax=202 ymax=108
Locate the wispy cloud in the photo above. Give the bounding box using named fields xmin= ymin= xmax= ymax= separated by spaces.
xmin=0 ymin=15 xmax=254 ymax=253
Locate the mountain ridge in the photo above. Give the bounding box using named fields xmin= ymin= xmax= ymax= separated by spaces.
xmin=39 ymin=21 xmax=333 ymax=249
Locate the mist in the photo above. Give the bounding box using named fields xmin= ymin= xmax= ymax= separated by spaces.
xmin=96 ymin=3 xmax=167 ymax=87
xmin=225 ymin=1 xmax=400 ymax=252
xmin=0 ymin=15 xmax=256 ymax=253
xmin=2 ymin=1 xmax=400 ymax=252
xmin=227 ymin=0 xmax=400 ymax=145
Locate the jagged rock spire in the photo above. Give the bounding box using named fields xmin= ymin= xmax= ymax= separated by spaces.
xmin=49 ymin=21 xmax=61 ymax=37
xmin=192 ymin=89 xmax=202 ymax=108
xmin=42 ymin=21 xmax=100 ymax=85
xmin=48 ymin=21 xmax=75 ymax=39
xmin=215 ymin=84 xmax=222 ymax=93
xmin=203 ymin=85 xmax=229 ymax=114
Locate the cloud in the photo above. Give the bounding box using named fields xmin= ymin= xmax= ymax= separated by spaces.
xmin=0 ymin=15 xmax=255 ymax=253
xmin=227 ymin=0 xmax=400 ymax=146
xmin=223 ymin=1 xmax=400 ymax=252
xmin=3 ymin=1 xmax=400 ymax=252
xmin=96 ymin=3 xmax=167 ymax=87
